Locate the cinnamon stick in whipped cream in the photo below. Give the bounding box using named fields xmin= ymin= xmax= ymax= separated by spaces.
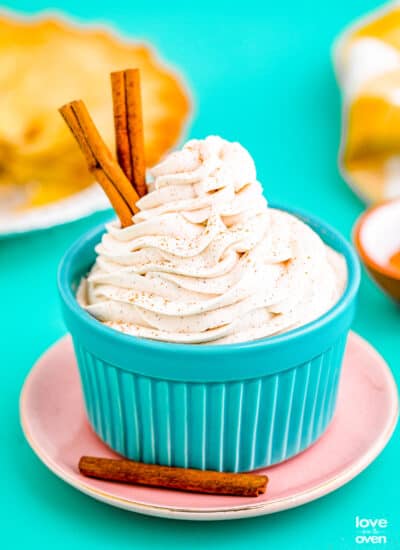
xmin=59 ymin=100 xmax=139 ymax=227
xmin=79 ymin=456 xmax=268 ymax=497
xmin=111 ymin=69 xmax=147 ymax=197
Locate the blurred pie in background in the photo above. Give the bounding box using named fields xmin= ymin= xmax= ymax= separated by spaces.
xmin=0 ymin=11 xmax=191 ymax=233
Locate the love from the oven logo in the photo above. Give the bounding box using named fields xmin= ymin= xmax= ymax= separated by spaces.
xmin=355 ymin=516 xmax=388 ymax=545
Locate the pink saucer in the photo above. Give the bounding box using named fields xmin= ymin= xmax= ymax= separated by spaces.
xmin=20 ymin=332 xmax=398 ymax=520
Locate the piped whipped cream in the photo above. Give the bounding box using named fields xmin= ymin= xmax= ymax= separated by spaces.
xmin=78 ymin=136 xmax=347 ymax=344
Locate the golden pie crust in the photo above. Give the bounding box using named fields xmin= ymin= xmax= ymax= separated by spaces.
xmin=0 ymin=12 xmax=191 ymax=209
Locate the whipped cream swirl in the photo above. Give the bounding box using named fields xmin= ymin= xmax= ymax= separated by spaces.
xmin=79 ymin=136 xmax=347 ymax=344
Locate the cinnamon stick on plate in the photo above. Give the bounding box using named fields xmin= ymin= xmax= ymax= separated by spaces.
xmin=59 ymin=100 xmax=139 ymax=227
xmin=79 ymin=456 xmax=268 ymax=497
xmin=111 ymin=69 xmax=147 ymax=197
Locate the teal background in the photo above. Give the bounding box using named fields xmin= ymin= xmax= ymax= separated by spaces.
xmin=0 ymin=0 xmax=398 ymax=548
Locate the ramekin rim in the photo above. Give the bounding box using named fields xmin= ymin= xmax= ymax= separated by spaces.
xmin=57 ymin=204 xmax=360 ymax=355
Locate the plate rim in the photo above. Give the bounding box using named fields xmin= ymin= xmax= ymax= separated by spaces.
xmin=19 ymin=332 xmax=399 ymax=521
xmin=0 ymin=184 xmax=110 ymax=238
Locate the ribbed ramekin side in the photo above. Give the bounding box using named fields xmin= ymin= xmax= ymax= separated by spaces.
xmin=72 ymin=333 xmax=348 ymax=472
xmin=73 ymin=340 xmax=97 ymax=432
xmin=265 ymin=332 xmax=348 ymax=467
xmin=232 ymin=333 xmax=348 ymax=471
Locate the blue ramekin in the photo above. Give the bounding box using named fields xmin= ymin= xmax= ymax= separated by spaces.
xmin=58 ymin=205 xmax=360 ymax=472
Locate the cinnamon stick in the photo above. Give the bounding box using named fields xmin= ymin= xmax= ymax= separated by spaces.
xmin=79 ymin=456 xmax=268 ymax=497
xmin=59 ymin=100 xmax=139 ymax=227
xmin=111 ymin=69 xmax=147 ymax=197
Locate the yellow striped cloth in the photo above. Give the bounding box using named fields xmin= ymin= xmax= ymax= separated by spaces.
xmin=334 ymin=1 xmax=400 ymax=202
